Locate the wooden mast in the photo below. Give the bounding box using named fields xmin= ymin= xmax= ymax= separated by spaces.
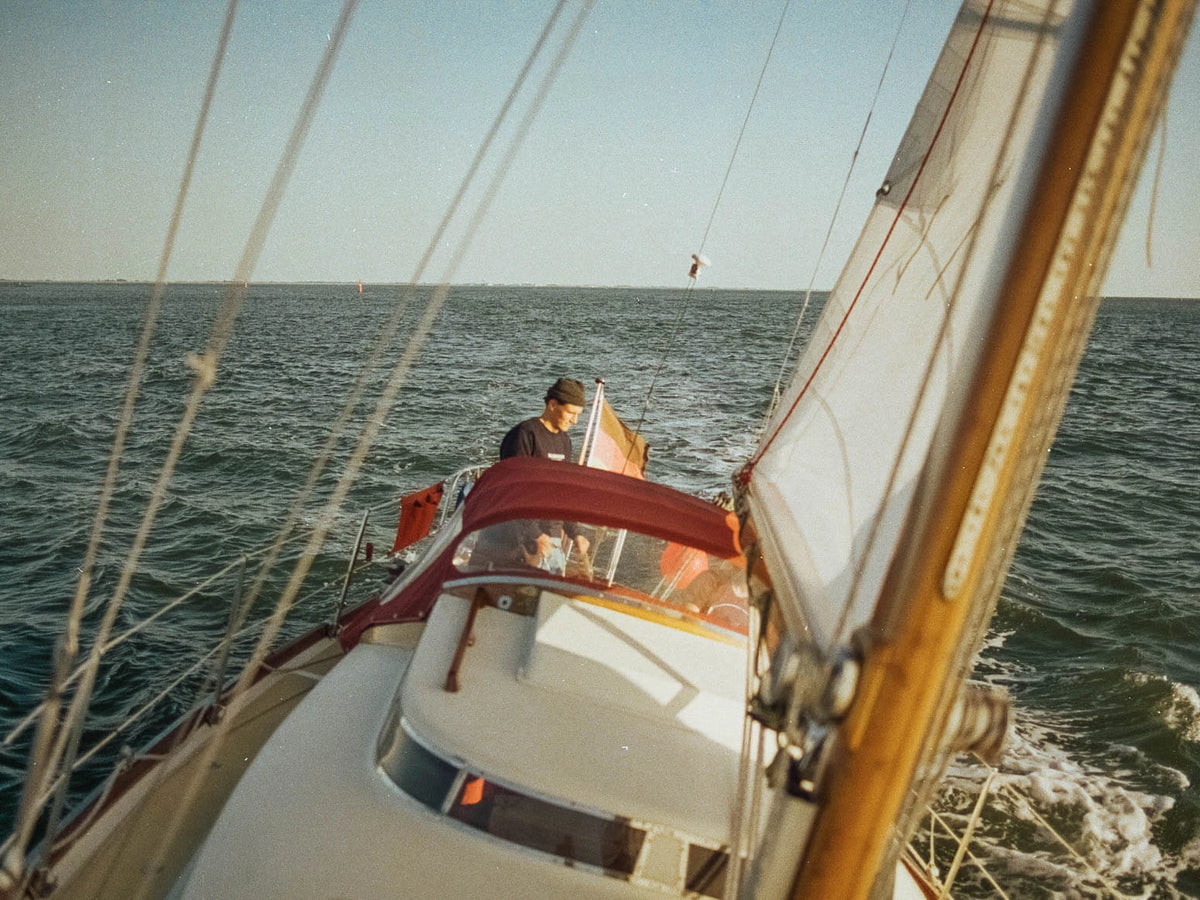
xmin=790 ymin=1 xmax=1196 ymax=897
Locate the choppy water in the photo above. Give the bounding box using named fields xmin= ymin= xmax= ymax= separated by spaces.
xmin=1 ymin=282 xmax=1197 ymax=897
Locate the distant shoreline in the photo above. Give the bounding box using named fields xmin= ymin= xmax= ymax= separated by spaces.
xmin=0 ymin=279 xmax=1196 ymax=303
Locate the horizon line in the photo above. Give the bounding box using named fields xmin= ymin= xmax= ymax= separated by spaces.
xmin=2 ymin=278 xmax=1197 ymax=302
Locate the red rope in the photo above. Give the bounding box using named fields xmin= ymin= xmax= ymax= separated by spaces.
xmin=739 ymin=0 xmax=997 ymax=488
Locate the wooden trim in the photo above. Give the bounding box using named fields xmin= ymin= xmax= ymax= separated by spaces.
xmin=791 ymin=2 xmax=1193 ymax=897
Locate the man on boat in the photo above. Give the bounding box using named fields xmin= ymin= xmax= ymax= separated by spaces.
xmin=499 ymin=377 xmax=586 ymax=462
xmin=497 ymin=377 xmax=590 ymax=569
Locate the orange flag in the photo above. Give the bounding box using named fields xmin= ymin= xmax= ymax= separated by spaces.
xmin=390 ymin=482 xmax=445 ymax=553
xmin=586 ymin=400 xmax=648 ymax=479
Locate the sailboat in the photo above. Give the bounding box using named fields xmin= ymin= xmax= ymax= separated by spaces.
xmin=1 ymin=1 xmax=1193 ymax=898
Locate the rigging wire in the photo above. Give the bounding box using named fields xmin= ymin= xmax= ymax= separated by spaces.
xmin=223 ymin=2 xmax=593 ymax=668
xmin=127 ymin=5 xmax=597 ymax=898
xmin=623 ymin=2 xmax=800 ymax=890
xmin=1145 ymin=90 xmax=1169 ymax=267
xmin=243 ymin=0 xmax=596 ymax=674
xmin=763 ymin=0 xmax=914 ymax=425
xmin=223 ymin=0 xmax=577 ymax=660
xmin=743 ymin=0 xmax=1000 ymax=481
xmin=216 ymin=0 xmax=590 ymax=710
xmin=628 ymin=0 xmax=794 ymax=446
xmin=658 ymin=4 xmax=916 ymax=884
xmin=0 ymin=1 xmax=242 ymax=886
xmin=827 ymin=0 xmax=1048 ymax=654
xmin=10 ymin=3 xmax=362 ymax=889
xmin=698 ymin=1 xmax=793 ymax=256
xmin=733 ymin=2 xmax=1033 ymax=887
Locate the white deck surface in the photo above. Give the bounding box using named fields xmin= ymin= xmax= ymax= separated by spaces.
xmin=177 ymin=594 xmax=749 ymax=899
xmin=402 ymin=591 xmax=748 ymax=844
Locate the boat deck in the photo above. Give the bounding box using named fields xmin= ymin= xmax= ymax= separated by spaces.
xmin=40 ymin=637 xmax=344 ymax=900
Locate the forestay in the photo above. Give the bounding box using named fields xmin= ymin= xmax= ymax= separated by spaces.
xmin=744 ymin=0 xmax=1071 ymax=651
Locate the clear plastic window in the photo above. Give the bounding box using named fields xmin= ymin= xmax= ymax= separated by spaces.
xmin=454 ymin=520 xmax=748 ymax=631
xmin=378 ymin=723 xmax=647 ymax=878
xmin=685 ymin=843 xmax=729 ymax=897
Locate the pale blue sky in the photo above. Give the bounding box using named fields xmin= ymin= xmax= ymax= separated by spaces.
xmin=1 ymin=1 xmax=1196 ymax=295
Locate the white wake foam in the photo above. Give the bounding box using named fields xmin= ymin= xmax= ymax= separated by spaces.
xmin=1127 ymin=671 xmax=1200 ymax=743
xmin=929 ymin=701 xmax=1187 ymax=897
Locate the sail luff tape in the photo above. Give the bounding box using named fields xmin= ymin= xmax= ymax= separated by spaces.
xmin=943 ymin=0 xmax=1172 ymax=600
xmin=942 ymin=240 xmax=1062 ymax=601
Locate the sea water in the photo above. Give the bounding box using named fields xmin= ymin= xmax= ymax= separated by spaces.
xmin=1 ymin=282 xmax=1197 ymax=897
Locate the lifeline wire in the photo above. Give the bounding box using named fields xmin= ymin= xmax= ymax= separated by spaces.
xmin=0 ymin=479 xmax=410 ymax=756
xmin=996 ymin=783 xmax=1130 ymax=897
xmin=128 ymin=6 xmax=597 ymax=899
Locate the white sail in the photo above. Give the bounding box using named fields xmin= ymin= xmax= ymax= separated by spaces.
xmin=745 ymin=0 xmax=1073 ymax=652
xmin=1 ymin=3 xmax=1193 ymax=899
xmin=743 ymin=0 xmax=1194 ymax=894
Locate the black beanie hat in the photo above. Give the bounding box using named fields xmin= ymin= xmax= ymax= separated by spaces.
xmin=545 ymin=377 xmax=586 ymax=407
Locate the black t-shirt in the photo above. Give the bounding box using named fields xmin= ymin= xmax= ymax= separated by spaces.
xmin=497 ymin=416 xmax=579 ymax=545
xmin=499 ymin=416 xmax=573 ymax=462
